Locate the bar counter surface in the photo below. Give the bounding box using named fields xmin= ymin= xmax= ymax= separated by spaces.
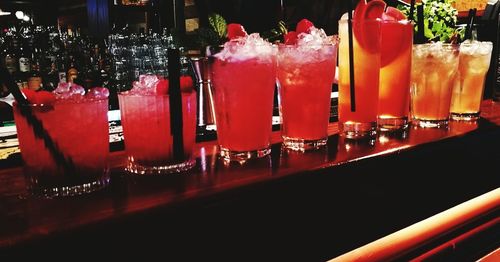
xmin=0 ymin=101 xmax=499 ymax=260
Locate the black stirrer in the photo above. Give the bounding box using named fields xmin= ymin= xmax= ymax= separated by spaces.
xmin=0 ymin=66 xmax=75 ymax=176
xmin=465 ymin=8 xmax=477 ymax=41
xmin=347 ymin=0 xmax=356 ymax=112
xmin=416 ymin=4 xmax=425 ymax=44
xmin=409 ymin=0 xmax=416 ymax=21
xmin=167 ymin=48 xmax=185 ymax=162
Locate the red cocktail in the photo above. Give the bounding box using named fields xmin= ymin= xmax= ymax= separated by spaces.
xmin=119 ymin=75 xmax=197 ymax=174
xmin=13 ymin=88 xmax=110 ymax=197
xmin=277 ymin=21 xmax=338 ymax=151
xmin=211 ymin=34 xmax=277 ymax=163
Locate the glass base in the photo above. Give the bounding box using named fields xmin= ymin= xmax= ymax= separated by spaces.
xmin=126 ymin=158 xmax=196 ymax=175
xmin=341 ymin=121 xmax=377 ymax=139
xmin=220 ymin=146 xmax=271 ymax=164
xmin=282 ymin=136 xmax=327 ymax=152
xmin=27 ymin=171 xmax=110 ymax=198
xmin=377 ymin=116 xmax=409 ymax=131
xmin=450 ymin=112 xmax=480 ymax=121
xmin=413 ymin=118 xmax=449 ymax=128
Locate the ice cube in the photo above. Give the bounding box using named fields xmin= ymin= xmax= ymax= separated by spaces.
xmin=54 ymin=82 xmax=71 ymax=94
xmin=86 ymin=87 xmax=110 ymax=100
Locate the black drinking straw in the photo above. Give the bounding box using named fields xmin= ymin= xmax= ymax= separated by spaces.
xmin=0 ymin=66 xmax=75 ymax=176
xmin=167 ymin=48 xmax=185 ymax=162
xmin=465 ymin=8 xmax=477 ymax=40
xmin=409 ymin=0 xmax=416 ymax=21
xmin=347 ymin=0 xmax=356 ymax=112
xmin=416 ymin=4 xmax=425 ymax=44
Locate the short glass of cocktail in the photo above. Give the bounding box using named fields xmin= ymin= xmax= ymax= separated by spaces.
xmin=378 ymin=7 xmax=413 ymax=131
xmin=450 ymin=40 xmax=493 ymax=121
xmin=411 ymin=43 xmax=459 ymax=128
xmin=118 ymin=75 xmax=197 ymax=175
xmin=210 ymin=26 xmax=277 ymax=163
xmin=277 ymin=19 xmax=338 ymax=151
xmin=338 ymin=1 xmax=383 ymax=139
xmin=13 ymin=84 xmax=110 ymax=197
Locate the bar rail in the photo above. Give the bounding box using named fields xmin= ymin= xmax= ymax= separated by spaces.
xmin=0 ymin=100 xmax=499 ymax=260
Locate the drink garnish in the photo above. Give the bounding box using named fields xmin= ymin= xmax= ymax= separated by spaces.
xmin=227 ymin=23 xmax=247 ymax=40
xmin=284 ymin=31 xmax=298 ymax=45
xmin=353 ymin=0 xmax=386 ymax=53
xmin=296 ymin=19 xmax=315 ymax=34
xmin=156 ymin=79 xmax=169 ymax=95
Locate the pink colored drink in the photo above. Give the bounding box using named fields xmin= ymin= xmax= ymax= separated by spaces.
xmin=119 ymin=92 xmax=197 ymax=174
xmin=13 ymin=98 xmax=110 ymax=197
xmin=277 ymin=43 xmax=337 ymax=150
xmin=212 ymin=58 xmax=276 ymax=153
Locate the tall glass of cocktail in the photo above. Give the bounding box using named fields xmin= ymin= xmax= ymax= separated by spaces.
xmin=118 ymin=75 xmax=197 ymax=174
xmin=411 ymin=43 xmax=459 ymax=128
xmin=338 ymin=13 xmax=382 ymax=138
xmin=13 ymin=85 xmax=110 ymax=197
xmin=277 ymin=20 xmax=338 ymax=151
xmin=378 ymin=9 xmax=413 ymax=131
xmin=450 ymin=40 xmax=493 ymax=121
xmin=211 ymin=33 xmax=277 ymax=163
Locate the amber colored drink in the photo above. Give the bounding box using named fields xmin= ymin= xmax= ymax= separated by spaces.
xmin=119 ymin=92 xmax=197 ymax=174
xmin=450 ymin=41 xmax=493 ymax=121
xmin=378 ymin=20 xmax=413 ymax=131
xmin=211 ymin=41 xmax=276 ymax=163
xmin=13 ymin=99 xmax=110 ymax=197
xmin=338 ymin=19 xmax=381 ymax=138
xmin=411 ymin=43 xmax=459 ymax=128
xmin=277 ymin=43 xmax=337 ymax=151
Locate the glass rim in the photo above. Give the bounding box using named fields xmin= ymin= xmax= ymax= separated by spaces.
xmin=13 ymin=98 xmax=107 ymax=107
xmin=459 ymin=41 xmax=493 ymax=46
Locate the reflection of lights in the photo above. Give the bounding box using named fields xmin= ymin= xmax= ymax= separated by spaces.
xmin=0 ymin=9 xmax=11 ymax=16
xmin=345 ymin=144 xmax=351 ymax=151
xmin=22 ymin=15 xmax=30 ymax=22
xmin=15 ymin=11 xmax=24 ymax=19
xmin=378 ymin=135 xmax=389 ymax=144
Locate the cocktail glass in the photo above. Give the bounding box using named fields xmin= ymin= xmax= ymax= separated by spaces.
xmin=277 ymin=42 xmax=338 ymax=151
xmin=210 ymin=36 xmax=277 ymax=163
xmin=13 ymin=97 xmax=110 ymax=197
xmin=338 ymin=19 xmax=382 ymax=138
xmin=450 ymin=41 xmax=493 ymax=121
xmin=411 ymin=43 xmax=459 ymax=128
xmin=118 ymin=90 xmax=197 ymax=175
xmin=378 ymin=20 xmax=413 ymax=131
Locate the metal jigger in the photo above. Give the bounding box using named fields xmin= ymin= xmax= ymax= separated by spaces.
xmin=190 ymin=56 xmax=216 ymax=137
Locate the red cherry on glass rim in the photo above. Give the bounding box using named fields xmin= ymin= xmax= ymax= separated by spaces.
xmin=353 ymin=0 xmax=386 ymax=53
xmin=32 ymin=91 xmax=56 ymax=105
xmin=156 ymin=79 xmax=169 ymax=95
xmin=180 ymin=76 xmax=194 ymax=93
xmin=296 ymin=19 xmax=314 ymax=34
xmin=284 ymin=31 xmax=298 ymax=45
xmin=21 ymin=89 xmax=36 ymax=103
xmin=227 ymin=23 xmax=247 ymax=40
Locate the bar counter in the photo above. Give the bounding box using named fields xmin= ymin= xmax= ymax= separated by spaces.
xmin=0 ymin=101 xmax=499 ymax=260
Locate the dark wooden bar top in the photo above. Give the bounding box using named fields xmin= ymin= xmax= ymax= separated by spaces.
xmin=1 ymin=101 xmax=499 ymax=260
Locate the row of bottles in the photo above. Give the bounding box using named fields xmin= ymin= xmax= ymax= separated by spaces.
xmin=0 ymin=22 xmax=189 ymax=110
xmin=0 ymin=23 xmax=112 ymax=94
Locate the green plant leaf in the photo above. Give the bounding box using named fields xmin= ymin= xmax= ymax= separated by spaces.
xmin=208 ymin=13 xmax=227 ymax=40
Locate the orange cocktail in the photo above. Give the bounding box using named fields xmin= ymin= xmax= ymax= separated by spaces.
xmin=211 ymin=34 xmax=277 ymax=163
xmin=450 ymin=41 xmax=492 ymax=121
xmin=378 ymin=16 xmax=413 ymax=131
xmin=411 ymin=43 xmax=459 ymax=128
xmin=338 ymin=17 xmax=381 ymax=138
